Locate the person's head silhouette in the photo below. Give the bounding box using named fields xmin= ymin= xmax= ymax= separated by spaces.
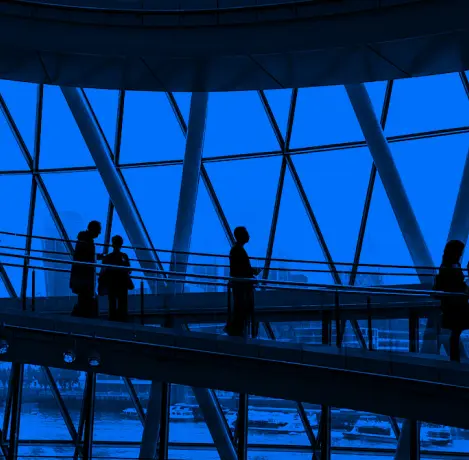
xmin=442 ymin=240 xmax=465 ymax=266
xmin=87 ymin=220 xmax=102 ymax=239
xmin=234 ymin=226 xmax=250 ymax=245
xmin=112 ymin=235 xmax=124 ymax=252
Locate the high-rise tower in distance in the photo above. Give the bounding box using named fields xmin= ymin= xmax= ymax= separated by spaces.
xmin=42 ymin=211 xmax=84 ymax=297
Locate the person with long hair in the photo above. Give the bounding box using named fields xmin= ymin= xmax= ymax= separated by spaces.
xmin=434 ymin=240 xmax=469 ymax=362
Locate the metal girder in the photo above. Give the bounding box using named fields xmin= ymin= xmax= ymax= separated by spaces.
xmin=122 ymin=377 xmax=146 ymax=425
xmin=41 ymin=367 xmax=80 ymax=445
xmin=345 ymin=84 xmax=434 ymax=280
xmin=82 ymin=373 xmax=96 ymax=460
xmin=8 ymin=364 xmax=23 ymax=460
xmin=447 ymin=73 xmax=469 ymax=245
xmin=60 ymin=86 xmax=162 ymax=289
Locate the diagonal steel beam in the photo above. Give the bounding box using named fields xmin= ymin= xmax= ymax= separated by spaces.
xmin=122 ymin=377 xmax=146 ymax=425
xmin=21 ymin=84 xmax=43 ymax=301
xmin=41 ymin=367 xmax=80 ymax=444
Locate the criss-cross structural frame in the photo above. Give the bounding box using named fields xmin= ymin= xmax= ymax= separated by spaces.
xmin=1 ymin=74 xmax=469 ymax=460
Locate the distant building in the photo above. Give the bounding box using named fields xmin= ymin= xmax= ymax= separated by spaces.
xmin=42 ymin=211 xmax=84 ymax=297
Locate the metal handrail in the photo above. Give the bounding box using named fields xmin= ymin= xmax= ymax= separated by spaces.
xmin=0 ymin=250 xmax=462 ymax=298
xmin=0 ymin=230 xmax=441 ymax=271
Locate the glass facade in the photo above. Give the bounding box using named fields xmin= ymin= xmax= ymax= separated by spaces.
xmin=0 ymin=74 xmax=467 ymax=458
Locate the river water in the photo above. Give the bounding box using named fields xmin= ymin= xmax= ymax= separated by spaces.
xmin=14 ymin=408 xmax=469 ymax=459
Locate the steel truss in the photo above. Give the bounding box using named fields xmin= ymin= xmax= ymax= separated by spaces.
xmin=0 ymin=71 xmax=468 ymax=460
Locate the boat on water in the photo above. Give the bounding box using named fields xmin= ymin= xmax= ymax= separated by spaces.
xmin=121 ymin=404 xmax=196 ymax=422
xmin=342 ymin=416 xmax=396 ymax=444
xmin=229 ymin=411 xmax=304 ymax=435
xmin=421 ymin=423 xmax=452 ymax=446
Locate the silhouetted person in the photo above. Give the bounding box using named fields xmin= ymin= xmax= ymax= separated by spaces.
xmin=70 ymin=220 xmax=102 ymax=318
xmin=433 ymin=240 xmax=469 ymax=362
xmin=99 ymin=235 xmax=133 ymax=322
xmin=225 ymin=227 xmax=260 ymax=338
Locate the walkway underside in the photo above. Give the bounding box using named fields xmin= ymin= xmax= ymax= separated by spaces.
xmin=0 ymin=309 xmax=467 ymax=430
xmin=0 ymin=0 xmax=468 ymax=90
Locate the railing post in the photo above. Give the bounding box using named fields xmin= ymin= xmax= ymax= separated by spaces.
xmin=320 ymin=308 xmax=331 ymax=460
xmin=409 ymin=311 xmax=419 ymax=354
xmin=31 ymin=270 xmax=36 ymax=313
xmin=334 ymin=291 xmax=341 ymax=348
xmin=140 ymin=281 xmax=144 ymax=326
xmin=367 ymin=296 xmax=373 ymax=351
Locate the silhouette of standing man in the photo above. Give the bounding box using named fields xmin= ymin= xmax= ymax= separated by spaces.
xmin=70 ymin=220 xmax=102 ymax=318
xmin=226 ymin=227 xmax=260 ymax=338
xmin=99 ymin=235 xmax=134 ymax=322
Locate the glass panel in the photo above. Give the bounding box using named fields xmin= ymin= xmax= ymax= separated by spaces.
xmin=0 ymin=175 xmax=32 ymax=296
xmin=265 ymin=89 xmax=292 ymax=138
xmin=205 ymin=157 xmax=282 ymax=259
xmin=122 ymin=165 xmax=182 ymax=260
xmin=270 ymin=168 xmax=334 ymax=285
xmin=386 ymin=73 xmax=469 ymax=136
xmin=84 ymin=88 xmax=119 ymax=150
xmin=94 ymin=374 xmax=143 ymax=442
xmin=291 ymin=85 xmax=364 ymax=148
xmin=41 ymin=171 xmax=109 ymax=248
xmin=359 ymin=176 xmax=419 ymax=285
xmin=170 ymin=386 xmax=214 ymax=443
xmin=203 ymin=91 xmax=279 ymax=157
xmin=31 ymin=189 xmax=72 ymax=298
xmin=391 ymin=135 xmax=469 ymax=266
xmin=19 ymin=365 xmax=72 ymax=440
xmin=120 ymin=91 xmax=186 ymax=164
xmin=186 ymin=179 xmax=231 ymax=293
xmin=0 ymin=101 xmax=30 ymax=170
xmin=0 ymin=80 xmax=37 ymax=154
xmin=40 ymin=85 xmax=95 ymax=168
xmin=247 ymin=398 xmax=312 ymax=447
xmin=293 ymin=147 xmax=372 ymax=282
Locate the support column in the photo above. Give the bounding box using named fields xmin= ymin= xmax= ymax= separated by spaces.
xmin=448 ymin=147 xmax=469 ymax=244
xmin=346 ymin=83 xmax=434 ymax=460
xmin=145 ymin=92 xmax=235 ymax=460
xmin=345 ymin=84 xmax=434 ymax=281
xmin=8 ymin=364 xmax=22 ymax=460
xmin=60 ymin=87 xmax=161 ymax=290
xmin=170 ymin=91 xmax=208 ymax=290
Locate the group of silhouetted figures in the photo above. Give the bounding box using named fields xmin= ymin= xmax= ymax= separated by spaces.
xmin=69 ymin=221 xmax=133 ymax=322
xmin=69 ymin=221 xmax=260 ymax=337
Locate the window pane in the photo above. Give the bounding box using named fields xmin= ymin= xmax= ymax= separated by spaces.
xmin=0 ymin=79 xmax=37 ymax=155
xmin=41 ymin=85 xmax=95 ymax=168
xmin=85 ymin=88 xmax=119 ymax=150
xmin=205 ymin=157 xmax=282 ymax=259
xmin=271 ymin=168 xmax=334 ymax=285
xmin=120 ymin=91 xmax=186 ymax=164
xmin=386 ymin=73 xmax=469 ymax=136
xmin=293 ymin=147 xmax=372 ymax=281
xmin=204 ymin=91 xmax=279 ymax=157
